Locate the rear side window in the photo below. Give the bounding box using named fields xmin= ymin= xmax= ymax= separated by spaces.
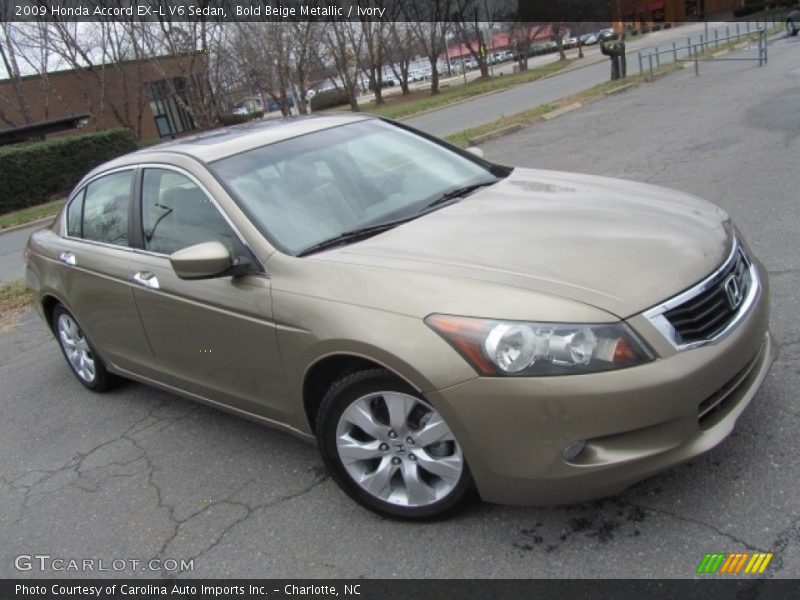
xmin=141 ymin=168 xmax=235 ymax=255
xmin=66 ymin=189 xmax=84 ymax=237
xmin=81 ymin=171 xmax=133 ymax=246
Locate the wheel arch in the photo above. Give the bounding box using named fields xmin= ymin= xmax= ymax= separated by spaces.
xmin=41 ymin=293 xmax=65 ymax=332
xmin=301 ymin=352 xmax=424 ymax=434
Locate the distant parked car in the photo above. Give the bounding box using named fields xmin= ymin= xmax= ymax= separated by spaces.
xmin=580 ymin=33 xmax=598 ymax=45
xmin=597 ymin=28 xmax=616 ymax=42
xmin=787 ymin=8 xmax=799 ymax=36
xmin=491 ymin=50 xmax=513 ymax=63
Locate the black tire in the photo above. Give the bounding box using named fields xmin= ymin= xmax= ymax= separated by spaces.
xmin=52 ymin=304 xmax=115 ymax=392
xmin=317 ymin=368 xmax=475 ymax=520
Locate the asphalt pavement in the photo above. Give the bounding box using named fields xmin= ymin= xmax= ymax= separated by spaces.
xmin=1 ymin=34 xmax=799 ymax=579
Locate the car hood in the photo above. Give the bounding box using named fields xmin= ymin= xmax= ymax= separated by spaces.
xmin=321 ymin=168 xmax=733 ymax=318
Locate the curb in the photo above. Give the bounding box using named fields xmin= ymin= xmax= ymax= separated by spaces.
xmin=399 ymin=57 xmax=599 ymax=123
xmin=467 ymin=124 xmax=524 ymax=146
xmin=605 ymin=83 xmax=637 ymax=95
xmin=0 ymin=216 xmax=56 ymax=235
xmin=542 ymin=102 xmax=583 ymax=121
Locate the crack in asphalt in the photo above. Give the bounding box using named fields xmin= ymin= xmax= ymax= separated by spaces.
xmin=767 ymin=268 xmax=800 ymax=277
xmin=633 ymin=502 xmax=769 ymax=553
xmin=764 ymin=513 xmax=800 ymax=576
xmin=3 ymin=400 xmax=200 ymax=522
xmin=163 ymin=471 xmax=330 ymax=578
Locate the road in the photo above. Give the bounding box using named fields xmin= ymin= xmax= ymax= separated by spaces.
xmin=2 ymin=34 xmax=799 ymax=579
xmin=0 ymin=222 xmax=50 ymax=284
xmin=404 ymin=20 xmax=781 ymax=138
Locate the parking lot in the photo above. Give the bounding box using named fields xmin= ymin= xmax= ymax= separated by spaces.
xmin=1 ymin=35 xmax=798 ymax=579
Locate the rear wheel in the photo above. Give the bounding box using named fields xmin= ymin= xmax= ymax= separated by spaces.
xmin=53 ymin=305 xmax=114 ymax=392
xmin=317 ymin=369 xmax=474 ymax=519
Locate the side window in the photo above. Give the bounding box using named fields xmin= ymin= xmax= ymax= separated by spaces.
xmin=66 ymin=189 xmax=84 ymax=237
xmin=81 ymin=171 xmax=133 ymax=246
xmin=141 ymin=168 xmax=236 ymax=255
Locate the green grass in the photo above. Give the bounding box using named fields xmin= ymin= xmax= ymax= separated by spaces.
xmin=0 ymin=198 xmax=63 ymax=230
xmin=444 ymin=69 xmax=674 ymax=148
xmin=360 ymin=58 xmax=574 ymax=120
xmin=0 ymin=279 xmax=33 ymax=330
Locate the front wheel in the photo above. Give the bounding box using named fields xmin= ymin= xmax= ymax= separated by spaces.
xmin=317 ymin=369 xmax=474 ymax=519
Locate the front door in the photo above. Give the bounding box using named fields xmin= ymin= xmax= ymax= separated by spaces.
xmin=128 ymin=166 xmax=290 ymax=423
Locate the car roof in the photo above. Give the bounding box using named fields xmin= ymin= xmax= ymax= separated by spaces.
xmin=100 ymin=113 xmax=373 ymax=171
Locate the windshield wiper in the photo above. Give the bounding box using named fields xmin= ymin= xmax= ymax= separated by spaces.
xmin=297 ymin=180 xmax=499 ymax=257
xmin=297 ymin=216 xmax=418 ymax=257
xmin=422 ymin=180 xmax=498 ymax=212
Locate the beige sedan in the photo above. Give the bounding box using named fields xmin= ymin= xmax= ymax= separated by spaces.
xmin=26 ymin=115 xmax=774 ymax=519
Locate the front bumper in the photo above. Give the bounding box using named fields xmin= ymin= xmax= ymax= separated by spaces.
xmin=426 ymin=264 xmax=774 ymax=506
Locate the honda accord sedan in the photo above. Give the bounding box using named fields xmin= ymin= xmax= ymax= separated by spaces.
xmin=25 ymin=115 xmax=774 ymax=519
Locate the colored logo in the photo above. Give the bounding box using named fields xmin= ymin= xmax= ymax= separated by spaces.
xmin=697 ymin=552 xmax=773 ymax=574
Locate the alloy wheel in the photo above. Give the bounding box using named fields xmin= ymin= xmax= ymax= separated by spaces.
xmin=57 ymin=313 xmax=96 ymax=383
xmin=335 ymin=391 xmax=464 ymax=508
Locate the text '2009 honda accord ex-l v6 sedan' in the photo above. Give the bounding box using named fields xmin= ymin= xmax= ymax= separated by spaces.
xmin=25 ymin=115 xmax=774 ymax=519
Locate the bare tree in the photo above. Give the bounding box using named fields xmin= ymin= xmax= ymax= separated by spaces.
xmin=452 ymin=0 xmax=491 ymax=79
xmin=405 ymin=0 xmax=454 ymax=96
xmin=0 ymin=22 xmax=34 ymax=126
xmin=143 ymin=7 xmax=224 ymax=130
xmin=386 ymin=22 xmax=416 ymax=96
xmin=551 ymin=23 xmax=568 ymax=61
xmin=359 ymin=17 xmax=388 ymax=105
xmin=505 ymin=23 xmax=548 ymax=72
xmin=323 ymin=20 xmax=363 ymax=112
xmin=288 ymin=22 xmax=324 ymax=115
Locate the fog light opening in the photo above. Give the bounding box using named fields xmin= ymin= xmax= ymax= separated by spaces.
xmin=562 ymin=440 xmax=587 ymax=463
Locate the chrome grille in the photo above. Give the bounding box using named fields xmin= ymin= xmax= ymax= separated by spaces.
xmin=663 ymin=248 xmax=750 ymax=344
xmin=643 ymin=239 xmax=759 ymax=351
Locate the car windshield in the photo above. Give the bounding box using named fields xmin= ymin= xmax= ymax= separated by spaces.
xmin=210 ymin=119 xmax=501 ymax=255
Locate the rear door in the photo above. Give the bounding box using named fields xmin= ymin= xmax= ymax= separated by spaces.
xmin=127 ymin=165 xmax=290 ymax=423
xmin=57 ymin=168 xmax=152 ymax=372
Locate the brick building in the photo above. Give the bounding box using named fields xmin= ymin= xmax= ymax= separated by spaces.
xmin=613 ymin=0 xmax=746 ymax=29
xmin=0 ymin=53 xmax=208 ymax=141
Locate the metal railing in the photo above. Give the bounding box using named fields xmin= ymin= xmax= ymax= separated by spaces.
xmin=636 ymin=15 xmax=785 ymax=79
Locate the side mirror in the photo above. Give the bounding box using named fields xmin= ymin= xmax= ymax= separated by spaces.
xmin=466 ymin=146 xmax=484 ymax=158
xmin=169 ymin=241 xmax=232 ymax=280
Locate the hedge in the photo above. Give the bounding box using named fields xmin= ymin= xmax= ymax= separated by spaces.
xmin=310 ymin=88 xmax=350 ymax=112
xmin=217 ymin=110 xmax=266 ymax=127
xmin=0 ymin=128 xmax=137 ymax=214
xmin=733 ymin=2 xmax=765 ymax=16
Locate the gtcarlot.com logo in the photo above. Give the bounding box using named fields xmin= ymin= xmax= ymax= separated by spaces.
xmin=14 ymin=554 xmax=193 ymax=573
xmin=696 ymin=552 xmax=773 ymax=574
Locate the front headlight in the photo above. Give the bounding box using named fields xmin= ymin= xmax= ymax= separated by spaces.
xmin=425 ymin=314 xmax=653 ymax=376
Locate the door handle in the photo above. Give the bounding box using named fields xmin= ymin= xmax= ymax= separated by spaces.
xmin=58 ymin=251 xmax=76 ymax=266
xmin=132 ymin=271 xmax=160 ymax=290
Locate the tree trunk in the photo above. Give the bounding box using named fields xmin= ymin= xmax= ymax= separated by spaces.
xmin=430 ymin=68 xmax=440 ymax=95
xmin=372 ymin=68 xmax=384 ymax=105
